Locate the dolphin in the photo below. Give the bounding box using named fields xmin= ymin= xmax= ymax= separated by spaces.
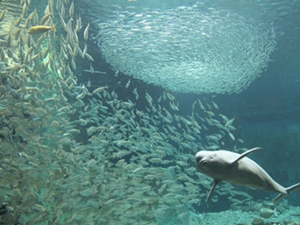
xmin=195 ymin=147 xmax=300 ymax=204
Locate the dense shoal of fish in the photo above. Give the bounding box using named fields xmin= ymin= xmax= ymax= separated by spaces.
xmin=95 ymin=4 xmax=277 ymax=94
xmin=0 ymin=0 xmax=256 ymax=224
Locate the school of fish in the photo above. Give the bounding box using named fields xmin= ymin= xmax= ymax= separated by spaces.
xmin=95 ymin=3 xmax=277 ymax=94
xmin=0 ymin=0 xmax=288 ymax=224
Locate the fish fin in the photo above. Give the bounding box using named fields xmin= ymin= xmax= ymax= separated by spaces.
xmin=230 ymin=147 xmax=263 ymax=165
xmin=273 ymin=182 xmax=300 ymax=202
xmin=206 ymin=180 xmax=220 ymax=204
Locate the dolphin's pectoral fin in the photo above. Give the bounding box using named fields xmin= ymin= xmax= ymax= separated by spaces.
xmin=273 ymin=182 xmax=300 ymax=202
xmin=273 ymin=193 xmax=287 ymax=203
xmin=206 ymin=180 xmax=220 ymax=204
xmin=230 ymin=147 xmax=263 ymax=165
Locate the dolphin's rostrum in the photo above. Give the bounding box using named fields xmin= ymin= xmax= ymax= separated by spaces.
xmin=195 ymin=147 xmax=300 ymax=204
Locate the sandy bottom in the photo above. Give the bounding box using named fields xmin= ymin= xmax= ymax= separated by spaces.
xmin=189 ymin=206 xmax=300 ymax=225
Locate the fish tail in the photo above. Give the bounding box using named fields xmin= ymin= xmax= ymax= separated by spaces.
xmin=52 ymin=25 xmax=56 ymax=32
xmin=273 ymin=182 xmax=300 ymax=202
xmin=286 ymin=182 xmax=300 ymax=195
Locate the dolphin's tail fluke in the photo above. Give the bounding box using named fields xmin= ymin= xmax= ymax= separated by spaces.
xmin=273 ymin=182 xmax=300 ymax=202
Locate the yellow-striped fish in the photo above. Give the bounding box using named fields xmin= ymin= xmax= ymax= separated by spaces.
xmin=27 ymin=25 xmax=56 ymax=34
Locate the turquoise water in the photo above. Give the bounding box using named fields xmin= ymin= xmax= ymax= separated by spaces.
xmin=0 ymin=0 xmax=300 ymax=224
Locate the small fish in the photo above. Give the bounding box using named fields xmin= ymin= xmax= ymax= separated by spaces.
xmin=219 ymin=114 xmax=229 ymax=122
xmin=15 ymin=16 xmax=23 ymax=27
xmin=84 ymin=53 xmax=94 ymax=61
xmin=166 ymin=92 xmax=175 ymax=101
xmin=70 ymin=58 xmax=76 ymax=70
xmin=169 ymin=101 xmax=179 ymax=111
xmin=59 ymin=2 xmax=65 ymax=17
xmin=0 ymin=9 xmax=7 ymax=22
xmin=225 ymin=117 xmax=235 ymax=127
xmin=212 ymin=101 xmax=219 ymax=109
xmin=27 ymin=25 xmax=56 ymax=34
xmin=69 ymin=1 xmax=74 ymax=18
xmin=22 ymin=2 xmax=28 ymax=16
xmin=197 ymin=99 xmax=205 ymax=110
xmin=6 ymin=34 xmax=11 ymax=48
xmin=36 ymin=34 xmax=46 ymax=47
xmin=133 ymin=88 xmax=139 ymax=100
xmin=92 ymin=86 xmax=108 ymax=94
xmin=84 ymin=23 xmax=90 ymax=41
xmin=24 ymin=17 xmax=31 ymax=29
xmin=75 ymin=15 xmax=82 ymax=32
xmin=40 ymin=13 xmax=52 ymax=25
xmin=76 ymin=90 xmax=86 ymax=100
xmin=83 ymin=63 xmax=106 ymax=74
xmin=125 ymin=79 xmax=131 ymax=88
xmin=59 ymin=14 xmax=67 ymax=31
xmin=228 ymin=131 xmax=235 ymax=141
xmin=83 ymin=43 xmax=87 ymax=55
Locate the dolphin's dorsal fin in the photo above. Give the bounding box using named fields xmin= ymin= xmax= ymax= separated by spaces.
xmin=206 ymin=180 xmax=220 ymax=204
xmin=230 ymin=147 xmax=263 ymax=165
